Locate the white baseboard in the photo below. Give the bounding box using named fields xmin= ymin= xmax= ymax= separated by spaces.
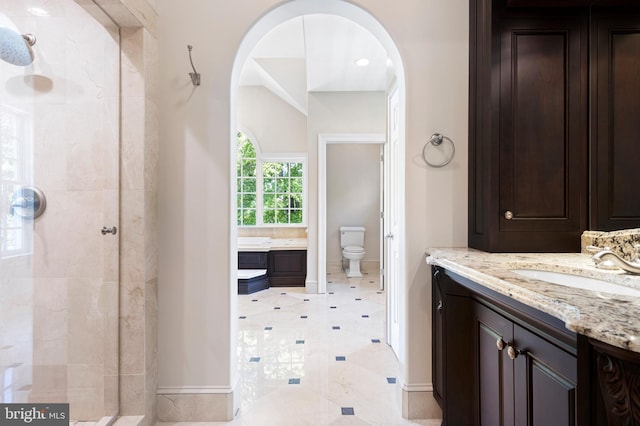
xmin=401 ymin=383 xmax=442 ymax=420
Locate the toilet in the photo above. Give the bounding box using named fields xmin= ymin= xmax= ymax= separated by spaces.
xmin=340 ymin=226 xmax=366 ymax=278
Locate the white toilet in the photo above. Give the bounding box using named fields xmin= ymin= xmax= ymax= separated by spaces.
xmin=340 ymin=226 xmax=366 ymax=278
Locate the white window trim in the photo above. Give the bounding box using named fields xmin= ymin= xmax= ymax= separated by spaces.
xmin=1 ymin=105 xmax=34 ymax=259
xmin=258 ymin=153 xmax=307 ymax=227
xmin=237 ymin=133 xmax=307 ymax=227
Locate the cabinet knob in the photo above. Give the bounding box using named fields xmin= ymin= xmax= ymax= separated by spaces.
xmin=507 ymin=345 xmax=521 ymax=360
xmin=504 ymin=211 xmax=514 ymax=220
xmin=496 ymin=338 xmax=506 ymax=351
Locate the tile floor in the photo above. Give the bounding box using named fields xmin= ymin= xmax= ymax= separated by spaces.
xmin=158 ymin=270 xmax=441 ymax=425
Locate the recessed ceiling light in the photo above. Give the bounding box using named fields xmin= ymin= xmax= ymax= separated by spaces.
xmin=355 ymin=58 xmax=370 ymax=67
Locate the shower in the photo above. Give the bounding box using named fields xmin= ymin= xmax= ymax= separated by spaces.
xmin=0 ymin=27 xmax=36 ymax=66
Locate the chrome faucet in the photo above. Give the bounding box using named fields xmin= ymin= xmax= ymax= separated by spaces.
xmin=590 ymin=245 xmax=640 ymax=275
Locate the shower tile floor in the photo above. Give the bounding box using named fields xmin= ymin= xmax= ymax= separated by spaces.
xmin=157 ymin=270 xmax=441 ymax=426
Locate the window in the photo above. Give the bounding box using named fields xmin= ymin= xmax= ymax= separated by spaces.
xmin=1 ymin=105 xmax=33 ymax=258
xmin=236 ymin=132 xmax=305 ymax=226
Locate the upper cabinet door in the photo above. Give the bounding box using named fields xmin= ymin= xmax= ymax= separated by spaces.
xmin=498 ymin=14 xmax=588 ymax=239
xmin=592 ymin=11 xmax=640 ymax=231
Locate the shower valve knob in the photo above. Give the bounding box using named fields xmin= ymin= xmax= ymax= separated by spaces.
xmin=101 ymin=226 xmax=117 ymax=235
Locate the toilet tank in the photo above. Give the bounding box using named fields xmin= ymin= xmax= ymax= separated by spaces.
xmin=340 ymin=226 xmax=365 ymax=248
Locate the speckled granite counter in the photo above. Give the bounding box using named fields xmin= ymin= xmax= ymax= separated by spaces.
xmin=426 ymin=248 xmax=640 ymax=353
xmin=238 ymin=237 xmax=307 ymax=252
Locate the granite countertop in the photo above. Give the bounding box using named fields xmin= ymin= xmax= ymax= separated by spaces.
xmin=426 ymin=248 xmax=640 ymax=353
xmin=238 ymin=237 xmax=307 ymax=252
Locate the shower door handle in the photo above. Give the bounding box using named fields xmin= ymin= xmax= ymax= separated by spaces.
xmin=385 ymin=233 xmax=394 ymax=240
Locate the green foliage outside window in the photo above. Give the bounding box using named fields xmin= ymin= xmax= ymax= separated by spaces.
xmin=236 ymin=132 xmax=304 ymax=226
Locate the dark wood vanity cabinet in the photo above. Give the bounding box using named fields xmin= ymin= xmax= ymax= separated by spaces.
xmin=267 ymin=250 xmax=307 ymax=287
xmin=238 ymin=251 xmax=268 ymax=269
xmin=476 ymin=303 xmax=578 ymax=425
xmin=469 ymin=0 xmax=640 ymax=252
xmin=433 ymin=266 xmax=584 ymax=425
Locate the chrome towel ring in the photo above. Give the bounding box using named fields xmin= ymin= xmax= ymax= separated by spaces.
xmin=423 ymin=133 xmax=455 ymax=168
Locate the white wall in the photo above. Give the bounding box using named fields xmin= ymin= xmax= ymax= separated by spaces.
xmin=237 ymin=86 xmax=307 ymax=153
xmin=327 ymin=143 xmax=381 ymax=264
xmin=157 ymin=0 xmax=468 ymax=418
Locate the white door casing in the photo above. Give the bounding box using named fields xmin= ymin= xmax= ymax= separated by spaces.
xmin=385 ymin=85 xmax=401 ymax=358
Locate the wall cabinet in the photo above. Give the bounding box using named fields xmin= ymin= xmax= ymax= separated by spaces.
xmin=469 ymin=0 xmax=640 ymax=252
xmin=267 ymin=250 xmax=307 ymax=287
xmin=432 ymin=266 xmax=585 ymax=425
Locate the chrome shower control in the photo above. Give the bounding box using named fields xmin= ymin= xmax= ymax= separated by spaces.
xmin=10 ymin=186 xmax=47 ymax=219
xmin=101 ymin=226 xmax=117 ymax=235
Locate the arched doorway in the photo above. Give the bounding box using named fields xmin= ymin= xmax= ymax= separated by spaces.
xmin=229 ymin=0 xmax=407 ymax=377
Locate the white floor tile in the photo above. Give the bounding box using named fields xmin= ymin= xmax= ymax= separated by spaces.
xmin=156 ymin=272 xmax=441 ymax=425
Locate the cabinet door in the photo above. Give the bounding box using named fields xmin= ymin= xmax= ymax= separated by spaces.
xmin=592 ymin=11 xmax=640 ymax=230
xmin=513 ymin=324 xmax=577 ymax=426
xmin=433 ymin=270 xmax=444 ymax=405
xmin=475 ymin=303 xmax=515 ymax=426
xmin=496 ymin=11 xmax=588 ymax=251
xmin=238 ymin=251 xmax=268 ymax=269
xmin=268 ymin=250 xmax=307 ymax=286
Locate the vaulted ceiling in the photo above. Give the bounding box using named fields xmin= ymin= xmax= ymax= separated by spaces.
xmin=239 ymin=14 xmax=391 ymax=116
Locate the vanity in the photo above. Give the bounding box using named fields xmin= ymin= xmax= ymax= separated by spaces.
xmin=427 ymin=247 xmax=640 ymax=426
xmin=237 ymin=237 xmax=307 ymax=294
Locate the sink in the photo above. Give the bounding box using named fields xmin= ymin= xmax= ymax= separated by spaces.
xmin=511 ymin=269 xmax=640 ymax=297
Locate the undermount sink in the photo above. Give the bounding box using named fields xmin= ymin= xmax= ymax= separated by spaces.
xmin=511 ymin=269 xmax=640 ymax=297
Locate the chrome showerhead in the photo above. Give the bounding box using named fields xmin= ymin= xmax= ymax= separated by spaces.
xmin=0 ymin=27 xmax=36 ymax=66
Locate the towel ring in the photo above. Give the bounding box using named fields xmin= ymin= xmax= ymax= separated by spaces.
xmin=423 ymin=133 xmax=455 ymax=168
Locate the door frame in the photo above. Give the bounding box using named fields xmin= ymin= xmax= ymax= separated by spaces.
xmin=317 ymin=133 xmax=386 ymax=294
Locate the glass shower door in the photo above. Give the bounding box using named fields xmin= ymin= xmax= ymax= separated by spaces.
xmin=0 ymin=0 xmax=120 ymax=421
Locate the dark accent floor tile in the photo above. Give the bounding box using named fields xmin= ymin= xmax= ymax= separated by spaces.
xmin=371 ymin=339 xmax=381 ymax=343
xmin=328 ymin=281 xmax=333 ymax=284
xmin=288 ymin=378 xmax=301 ymax=384
xmin=239 ymin=316 xmax=246 ymax=319
xmin=300 ymin=315 xmax=308 ymax=319
xmin=332 ymin=326 xmax=341 ymax=330
xmin=281 ymin=292 xmax=287 ymax=295
xmin=350 ymin=286 xmax=356 ymax=288
xmin=329 ymin=292 xmax=334 ymax=294
xmin=336 ymin=356 xmax=346 ymax=361
xmin=341 ymin=407 xmax=355 ymax=415
xmin=296 ymin=340 xmax=305 ymax=344
xmin=330 ymin=306 xmax=337 ymax=309
xmin=274 ymin=307 xmax=281 ymax=310
xmin=362 ymin=314 xmax=369 ymax=318
xmin=252 ymin=299 xmax=258 ymax=302
xmin=249 ymin=357 xmax=260 ymax=362
xmin=304 ymin=298 xmax=310 ymax=301
xmin=377 ymin=291 xmax=383 ymax=294
xmin=264 ymin=326 xmax=273 ymax=330
xmin=370 ymin=281 xmax=375 ymax=284
xmin=387 ymin=377 xmax=397 ymax=384
xmin=355 ymin=298 xmax=362 ymax=301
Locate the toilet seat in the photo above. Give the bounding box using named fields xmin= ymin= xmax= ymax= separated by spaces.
xmin=344 ymin=245 xmax=365 ymax=254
